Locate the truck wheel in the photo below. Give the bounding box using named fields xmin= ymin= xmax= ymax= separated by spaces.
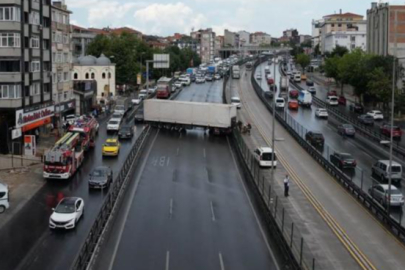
xmin=0 ymin=206 xmax=5 ymax=213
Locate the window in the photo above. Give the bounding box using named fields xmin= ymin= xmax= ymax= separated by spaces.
xmin=0 ymin=33 xmax=20 ymax=48
xmin=30 ymin=83 xmax=40 ymax=95
xmin=108 ymin=72 xmax=111 ymax=79
xmin=63 ymin=72 xmax=68 ymax=81
xmin=102 ymin=73 xmax=106 ymax=79
xmin=43 ymin=83 xmax=50 ymax=93
xmin=85 ymin=73 xmax=89 ymax=79
xmin=0 ymin=85 xmax=21 ymax=99
xmin=57 ymin=71 xmax=62 ymax=82
xmin=63 ymin=91 xmax=68 ymax=100
xmin=54 ymin=32 xmax=62 ymax=43
xmin=52 ymin=52 xmax=56 ymax=63
xmin=63 ymin=34 xmax=69 ymax=44
xmin=63 ymin=53 xmax=68 ymax=63
xmin=91 ymin=73 xmax=95 ymax=79
xmin=30 ymin=61 xmax=40 ymax=72
xmin=338 ymin=24 xmax=342 ymax=27
xmin=331 ymin=24 xmax=335 ymax=27
xmin=52 ymin=11 xmax=56 ymax=22
xmin=31 ymin=36 xmax=39 ymax=48
xmin=0 ymin=7 xmax=21 ymax=22
xmin=30 ymin=11 xmax=40 ymax=25
xmin=73 ymin=73 xmax=78 ymax=79
xmin=43 ymin=39 xmax=49 ymax=50
xmin=0 ymin=60 xmax=20 ymax=72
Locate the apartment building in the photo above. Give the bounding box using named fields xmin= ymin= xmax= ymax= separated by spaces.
xmin=51 ymin=1 xmax=74 ymax=120
xmin=250 ymin=32 xmax=272 ymax=46
xmin=191 ymin=28 xmax=215 ymax=63
xmin=0 ymin=0 xmax=53 ymax=154
xmin=312 ymin=19 xmax=324 ymax=49
xmin=319 ymin=11 xmax=366 ymax=53
xmin=238 ymin=30 xmax=250 ymax=46
xmin=72 ymin=25 xmax=96 ymax=57
xmin=224 ymin=29 xmax=239 ymax=47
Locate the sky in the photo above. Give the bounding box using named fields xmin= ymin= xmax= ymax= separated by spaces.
xmin=66 ymin=0 xmax=405 ymax=37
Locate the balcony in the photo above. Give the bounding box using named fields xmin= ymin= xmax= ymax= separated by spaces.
xmin=0 ymin=98 xmax=22 ymax=108
xmin=43 ymin=50 xmax=50 ymax=61
xmin=43 ymin=28 xmax=50 ymax=40
xmin=1 ymin=0 xmax=21 ymax=5
xmin=0 ymin=21 xmax=21 ymax=31
xmin=0 ymin=48 xmax=21 ymax=57
xmin=32 ymin=48 xmax=40 ymax=57
xmin=0 ymin=72 xmax=22 ymax=83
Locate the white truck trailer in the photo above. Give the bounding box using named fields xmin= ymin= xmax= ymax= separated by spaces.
xmin=232 ymin=65 xmax=240 ymax=79
xmin=280 ymin=76 xmax=289 ymax=91
xmin=144 ymin=99 xmax=237 ymax=134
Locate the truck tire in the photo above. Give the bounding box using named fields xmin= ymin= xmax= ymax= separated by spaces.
xmin=0 ymin=205 xmax=5 ymax=213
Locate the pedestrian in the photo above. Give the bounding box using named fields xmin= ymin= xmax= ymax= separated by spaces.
xmin=284 ymin=174 xmax=290 ymax=197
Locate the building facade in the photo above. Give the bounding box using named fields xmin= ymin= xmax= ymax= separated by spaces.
xmin=214 ymin=35 xmax=224 ymax=56
xmin=224 ymin=29 xmax=239 ymax=47
xmin=250 ymin=32 xmax=272 ymax=46
xmin=72 ymin=25 xmax=96 ymax=57
xmin=238 ymin=30 xmax=250 ymax=46
xmin=191 ymin=28 xmax=216 ymax=63
xmin=367 ymin=2 xmax=405 ymax=60
xmin=73 ymin=54 xmax=116 ymax=104
xmin=51 ymin=1 xmax=75 ymax=121
xmin=0 ymin=0 xmax=53 ymax=154
xmin=312 ymin=19 xmax=324 ymax=49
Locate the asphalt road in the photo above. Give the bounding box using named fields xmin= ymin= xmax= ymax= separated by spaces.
xmin=255 ymin=62 xmax=405 ymax=225
xmin=0 ymin=104 xmax=144 ymax=270
xmin=94 ymin=79 xmax=279 ymax=270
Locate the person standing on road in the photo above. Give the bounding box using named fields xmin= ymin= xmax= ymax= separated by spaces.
xmin=284 ymin=174 xmax=290 ymax=197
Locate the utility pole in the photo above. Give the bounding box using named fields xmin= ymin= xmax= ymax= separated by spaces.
xmin=270 ymin=56 xmax=277 ymax=198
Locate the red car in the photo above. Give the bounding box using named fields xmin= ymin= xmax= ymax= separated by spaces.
xmin=289 ymin=89 xmax=299 ymax=98
xmin=327 ymin=90 xmax=337 ymax=97
xmin=380 ymin=124 xmax=402 ymax=139
xmin=288 ymin=100 xmax=299 ymax=110
xmin=338 ymin=96 xmax=346 ymax=105
xmin=267 ymin=78 xmax=274 ymax=85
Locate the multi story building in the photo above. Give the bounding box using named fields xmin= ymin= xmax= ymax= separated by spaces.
xmin=238 ymin=30 xmax=250 ymax=46
xmin=250 ymin=32 xmax=272 ymax=46
xmin=224 ymin=29 xmax=239 ymax=47
xmin=191 ymin=28 xmax=216 ymax=63
xmin=312 ymin=19 xmax=324 ymax=49
xmin=367 ymin=2 xmax=405 ymax=60
xmin=172 ymin=36 xmax=199 ymax=53
xmin=72 ymin=25 xmax=96 ymax=57
xmin=0 ymin=0 xmax=53 ymax=154
xmin=215 ymin=35 xmax=224 ymax=56
xmin=51 ymin=1 xmax=75 ymax=121
xmin=320 ymin=11 xmax=366 ymax=53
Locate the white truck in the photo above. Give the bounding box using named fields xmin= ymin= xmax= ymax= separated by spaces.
xmin=232 ymin=65 xmax=240 ymax=79
xmin=298 ymin=90 xmax=312 ymax=107
xmin=281 ymin=76 xmax=289 ymax=91
xmin=114 ymin=97 xmax=131 ymax=115
xmin=144 ymin=99 xmax=237 ymax=134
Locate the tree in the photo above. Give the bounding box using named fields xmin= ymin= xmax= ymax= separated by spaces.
xmin=331 ymin=45 xmax=349 ymax=58
xmin=338 ymin=48 xmax=366 ymax=96
xmin=367 ymin=67 xmax=393 ymax=110
xmin=86 ymin=35 xmax=111 ymax=56
xmin=324 ymin=55 xmax=341 ymax=84
xmin=314 ymin=44 xmax=320 ymax=57
xmin=296 ymin=54 xmax=310 ymax=73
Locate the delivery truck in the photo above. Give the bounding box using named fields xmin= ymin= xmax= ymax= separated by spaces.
xmin=144 ymin=99 xmax=237 ymax=134
xmin=298 ymin=90 xmax=312 ymax=107
xmin=232 ymin=65 xmax=240 ymax=79
xmin=156 ymin=77 xmax=174 ymax=99
xmin=114 ymin=97 xmax=131 ymax=115
xmin=281 ymin=76 xmax=289 ymax=91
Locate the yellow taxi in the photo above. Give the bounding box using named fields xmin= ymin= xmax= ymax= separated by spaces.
xmin=102 ymin=138 xmax=120 ymax=157
xmin=301 ymin=74 xmax=307 ymax=80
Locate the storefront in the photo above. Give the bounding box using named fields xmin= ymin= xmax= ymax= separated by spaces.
xmin=54 ymin=99 xmax=76 ymax=128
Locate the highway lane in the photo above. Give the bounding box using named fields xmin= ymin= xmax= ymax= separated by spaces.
xmin=0 ymin=104 xmax=144 ymax=270
xmin=94 ymin=79 xmax=280 ymax=270
xmin=257 ymin=61 xmax=405 ymax=225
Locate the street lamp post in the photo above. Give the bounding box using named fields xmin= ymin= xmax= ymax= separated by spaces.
xmin=270 ymin=56 xmax=278 ymax=198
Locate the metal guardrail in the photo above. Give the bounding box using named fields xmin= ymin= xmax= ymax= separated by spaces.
xmin=254 ymin=61 xmax=405 ymax=245
xmin=71 ymin=126 xmax=151 ymax=270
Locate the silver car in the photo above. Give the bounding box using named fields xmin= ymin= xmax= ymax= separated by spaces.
xmin=369 ymin=184 xmax=404 ymax=207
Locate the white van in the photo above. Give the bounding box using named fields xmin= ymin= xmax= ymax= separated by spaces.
xmin=327 ymin=96 xmax=338 ymax=106
xmin=0 ymin=183 xmax=10 ymax=213
xmin=275 ymin=98 xmax=285 ymax=109
xmin=372 ymin=160 xmax=402 ymax=184
xmin=254 ymin=147 xmax=277 ymax=167
xmin=231 ymin=96 xmax=242 ymax=109
xmin=294 ymin=74 xmax=301 ymax=82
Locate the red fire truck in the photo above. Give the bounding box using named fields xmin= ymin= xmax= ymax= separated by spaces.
xmin=68 ymin=116 xmax=99 ymax=151
xmin=43 ymin=132 xmax=85 ymax=179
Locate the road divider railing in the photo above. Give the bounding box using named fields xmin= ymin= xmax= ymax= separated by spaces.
xmin=254 ymin=60 xmax=405 ymax=247
xmin=283 ymin=67 xmax=405 ymax=161
xmin=71 ymin=125 xmax=151 ymax=270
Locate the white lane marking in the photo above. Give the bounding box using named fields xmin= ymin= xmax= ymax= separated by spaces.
xmin=211 ymin=201 xmax=216 ymax=222
xmin=203 ymin=148 xmax=206 ymax=158
xmin=176 ymin=147 xmax=179 ymax=156
xmin=166 ymin=251 xmax=170 ymax=270
xmin=205 ymin=168 xmax=210 ymax=183
xmin=169 ymin=198 xmax=173 ymax=218
xmin=219 ymin=252 xmax=225 ymax=270
xmin=107 ymin=130 xmax=160 ymax=270
xmin=167 ymin=157 xmax=170 ymax=167
xmin=227 ymin=137 xmax=281 ymax=270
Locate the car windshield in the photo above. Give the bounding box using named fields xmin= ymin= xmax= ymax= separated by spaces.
xmin=231 ymin=98 xmax=240 ymax=103
xmin=330 ymin=97 xmax=338 ymax=101
xmin=276 ymin=99 xmax=284 ymax=103
xmin=55 ymin=201 xmax=75 ymax=213
xmin=92 ymin=169 xmax=106 ymax=177
xmin=391 ymin=166 xmax=402 ymax=173
xmin=111 ymin=114 xmax=121 ymax=119
xmin=340 ymin=153 xmax=353 ymax=159
xmin=120 ymin=127 xmax=131 ymax=132
xmin=109 ymin=120 xmax=119 ymax=125
xmin=390 ymin=189 xmax=402 ymax=195
xmin=105 ymin=141 xmax=118 ymax=146
xmin=262 ymin=152 xmax=277 ymax=161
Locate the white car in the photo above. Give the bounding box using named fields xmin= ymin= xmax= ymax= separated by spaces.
xmin=110 ymin=112 xmax=123 ymax=121
xmin=174 ymin=81 xmax=183 ymax=88
xmin=65 ymin=114 xmax=78 ymax=125
xmin=107 ymin=119 xmax=121 ymax=131
xmin=0 ymin=183 xmax=9 ymax=213
xmin=131 ymin=99 xmax=141 ymax=105
xmin=275 ymin=98 xmax=285 ymax=109
xmin=138 ymin=93 xmax=147 ymax=100
xmin=148 ymin=87 xmax=157 ymax=94
xmin=367 ymin=110 xmax=384 ymax=120
xmin=196 ymin=77 xmax=205 ymax=83
xmin=326 ymin=96 xmax=338 ymax=106
xmin=231 ymin=96 xmax=242 ymax=109
xmin=256 ymin=74 xmax=262 ymax=80
xmin=140 ymin=89 xmax=148 ymax=96
xmin=214 ymin=74 xmax=221 ymax=80
xmin=49 ymin=197 xmax=84 ymax=230
xmin=315 ymin=108 xmax=328 ymax=118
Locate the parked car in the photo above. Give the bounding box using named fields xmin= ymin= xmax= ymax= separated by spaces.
xmin=118 ymin=126 xmax=134 ymax=139
xmin=367 ymin=110 xmax=384 ymax=120
xmin=337 ymin=124 xmax=356 ymax=137
xmin=326 ymin=96 xmax=338 ymax=106
xmin=338 ymin=96 xmax=346 ymax=105
xmin=372 ymin=160 xmax=402 ymax=184
xmin=369 ymin=184 xmax=404 ymax=207
xmin=88 ymin=166 xmax=113 ymax=189
xmin=289 ymin=89 xmax=299 ymax=99
xmin=306 ymin=79 xmax=314 ymax=86
xmin=327 ymin=90 xmax=337 ymax=97
xmin=288 ymin=100 xmax=299 ymax=110
xmin=307 ymin=86 xmax=316 ymax=95
xmin=315 ymin=108 xmax=328 ymax=118
xmin=275 ymin=97 xmax=285 ymax=109
xmin=269 ymin=84 xmax=277 ymax=91
xmin=301 ymin=74 xmax=307 ymax=80
xmin=102 ymin=138 xmax=120 ymax=157
xmin=131 ymin=99 xmax=141 ymax=105
xmin=305 ymin=131 xmax=325 ymax=147
xmin=349 ymin=103 xmax=364 ymax=114
xmin=138 ymin=93 xmax=147 ymax=100
xmin=49 ymin=197 xmax=84 ymax=230
xmin=110 ymin=113 xmax=123 ymax=121
xmin=380 ymin=124 xmax=402 ymax=139
xmin=0 ymin=183 xmax=9 ymax=213
xmin=254 ymin=147 xmax=277 ymax=168
xmin=174 ymin=81 xmax=183 ymax=88
xmin=358 ymin=114 xmax=374 ymax=125
xmin=231 ymin=96 xmax=242 ymax=109
xmin=330 ymin=152 xmax=357 ymax=169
